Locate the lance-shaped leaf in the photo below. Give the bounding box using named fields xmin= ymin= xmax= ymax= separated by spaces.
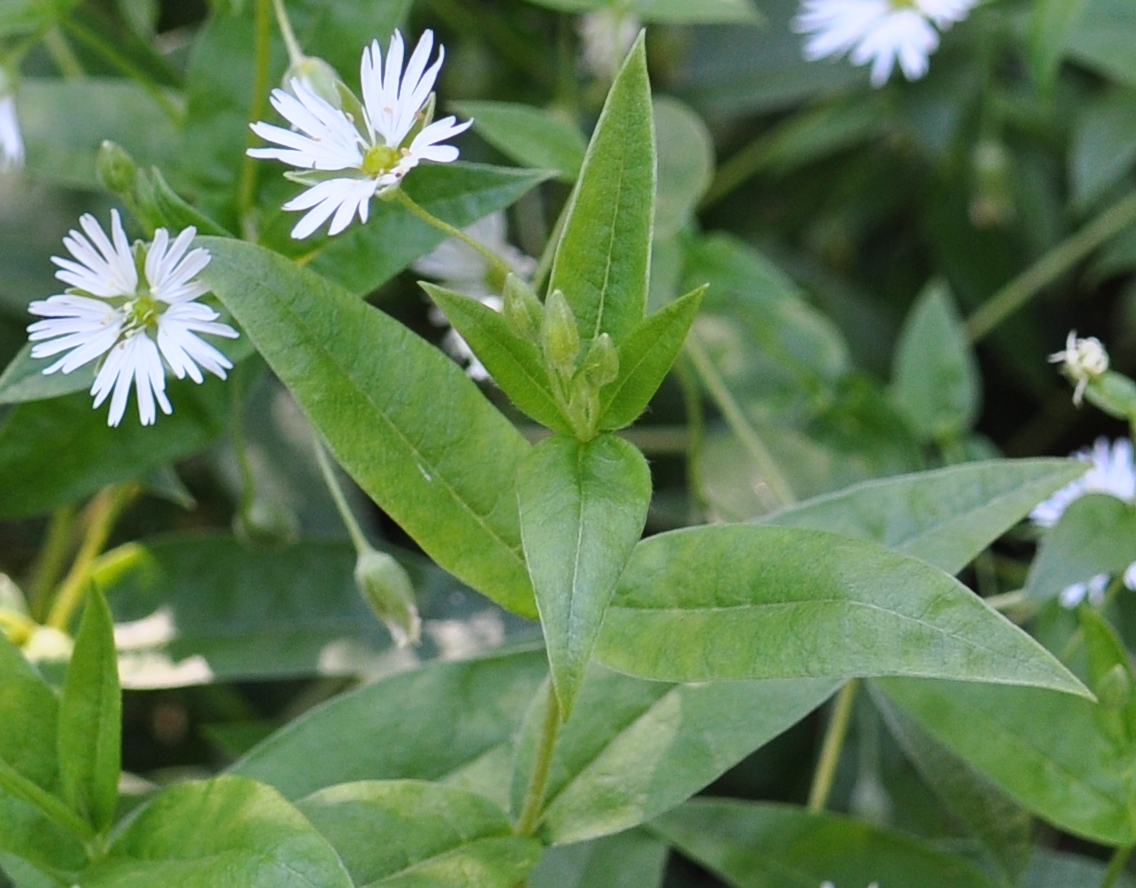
xmin=548 ymin=33 xmax=655 ymax=346
xmin=0 ymin=343 xmax=94 ymax=405
xmin=529 ymin=830 xmax=668 ymax=888
xmin=424 ymin=285 xmax=571 ymax=434
xmin=511 ymin=666 xmax=837 ymax=844
xmin=652 ymin=799 xmax=1000 ymax=888
xmin=518 ymin=435 xmax=651 ymax=714
xmin=299 ymin=781 xmax=541 ymax=888
xmin=597 ymin=286 xmax=705 ymax=431
xmin=58 ymin=586 xmax=121 ymax=834
xmin=596 ymin=524 xmax=1087 ymax=695
xmin=199 ymin=237 xmax=536 ymax=618
xmin=81 ymin=775 xmax=353 ymax=888
xmin=762 ymin=458 xmax=1087 ymax=575
xmin=1027 ymin=493 xmax=1136 ymax=600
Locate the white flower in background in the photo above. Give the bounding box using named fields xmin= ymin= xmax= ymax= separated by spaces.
xmin=793 ymin=0 xmax=977 ymax=87
xmin=820 ymin=882 xmax=880 ymax=888
xmin=27 ymin=210 xmax=238 ymax=427
xmin=248 ymin=30 xmax=472 ymax=239
xmin=1030 ymin=438 xmax=1136 ymax=607
xmin=0 ymin=71 xmax=24 ymax=171
xmin=1048 ymin=330 xmax=1109 ymax=406
xmin=412 ymin=212 xmax=536 ymax=381
xmin=578 ymin=9 xmax=641 ymax=80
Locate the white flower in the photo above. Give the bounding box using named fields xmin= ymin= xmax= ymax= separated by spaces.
xmin=578 ymin=9 xmax=641 ymax=80
xmin=27 ymin=210 xmax=238 ymax=427
xmin=248 ymin=30 xmax=472 ymax=239
xmin=0 ymin=92 xmax=24 ymax=171
xmin=413 ymin=212 xmax=536 ymax=382
xmin=793 ymin=0 xmax=977 ymax=87
xmin=1048 ymin=330 xmax=1109 ymax=406
xmin=820 ymin=882 xmax=880 ymax=888
xmin=1031 ymin=438 xmax=1136 ymax=607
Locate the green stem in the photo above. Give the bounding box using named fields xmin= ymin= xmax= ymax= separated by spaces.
xmin=45 ymin=485 xmax=137 ymax=632
xmin=676 ymin=358 xmax=709 ymax=522
xmin=965 ymin=189 xmax=1136 ymax=342
xmin=270 ymin=0 xmax=305 ymax=66
xmin=42 ymin=26 xmax=84 ymax=77
xmin=313 ymin=436 xmax=371 ymax=556
xmin=0 ymin=758 xmax=95 ymax=841
xmin=395 ymin=189 xmax=515 ymax=284
xmin=808 ymin=679 xmax=859 ymax=813
xmin=515 ymin=682 xmax=561 ymax=837
xmin=684 ymin=330 xmax=795 ymax=509
xmin=1100 ymin=845 xmax=1133 ymax=888
xmin=238 ymin=0 xmax=273 ymax=240
xmin=984 ymin=589 xmax=1028 ymax=612
xmin=27 ymin=504 xmax=78 ymax=622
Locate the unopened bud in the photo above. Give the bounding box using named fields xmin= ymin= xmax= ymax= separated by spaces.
xmin=566 ymin=373 xmax=600 ymax=439
xmin=354 ymin=549 xmax=421 ymax=647
xmin=542 ymin=290 xmax=580 ymax=377
xmin=284 ymin=56 xmax=342 ymax=108
xmin=582 ymin=333 xmax=619 ymax=388
xmin=1097 ymin=662 xmax=1131 ymax=711
xmin=503 ymin=273 xmax=544 ymax=339
xmin=97 ymin=140 xmax=138 ymax=195
xmin=233 ymin=497 xmax=300 ymax=549
xmin=1049 ymin=331 xmax=1109 ymax=406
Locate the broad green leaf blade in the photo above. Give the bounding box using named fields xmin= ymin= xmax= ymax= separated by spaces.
xmin=1028 ymin=0 xmax=1090 ymax=89
xmin=653 ymin=98 xmax=714 ymax=239
xmin=529 ymin=830 xmax=667 ymax=888
xmin=1026 ymin=849 xmax=1136 ymax=888
xmin=511 ymin=666 xmax=837 ymax=844
xmin=93 ymin=533 xmax=534 ymax=688
xmin=81 ymin=775 xmax=353 ymax=888
xmin=199 ymin=237 xmax=536 ymax=617
xmin=452 ymin=102 xmax=585 ymax=182
xmin=424 ymin=285 xmax=571 ymax=434
xmin=0 ymin=344 xmax=94 ymax=405
xmin=598 ymin=286 xmax=704 ymax=431
xmin=231 ymin=648 xmax=547 ymax=800
xmin=596 ymin=524 xmax=1087 ymax=695
xmin=1027 ymin=494 xmax=1136 ymax=601
xmin=548 ymin=33 xmax=654 ymax=346
xmin=0 ymin=381 xmax=228 ymax=519
xmin=1079 ymin=608 xmax=1136 ymax=745
xmin=889 ymin=281 xmax=980 ymax=444
xmin=652 ymin=799 xmax=1000 ymax=888
xmin=1071 ymin=90 xmax=1136 ymax=210
xmin=877 ymin=677 xmax=1136 ymax=845
xmin=872 ymin=686 xmax=1033 ymax=884
xmin=289 ymin=165 xmax=552 ymax=297
xmin=761 ymin=458 xmax=1088 ymax=575
xmin=58 ymin=587 xmax=120 ymax=833
xmin=298 ymin=781 xmax=541 ymax=888
xmin=0 ymin=636 xmax=87 ymax=872
xmin=518 ymin=435 xmax=651 ymax=714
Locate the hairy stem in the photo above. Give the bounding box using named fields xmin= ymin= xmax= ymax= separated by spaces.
xmin=270 ymin=0 xmax=305 ymax=66
xmin=1100 ymin=845 xmax=1133 ymax=888
xmin=313 ymin=436 xmax=371 ymax=556
xmin=238 ymin=0 xmax=273 ymax=240
xmin=395 ymin=189 xmax=515 ymax=284
xmin=27 ymin=504 xmax=78 ymax=622
xmin=515 ymin=682 xmax=561 ymax=837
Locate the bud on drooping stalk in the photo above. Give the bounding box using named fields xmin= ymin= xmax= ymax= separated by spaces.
xmin=232 ymin=497 xmax=301 ymax=550
xmin=1049 ymin=331 xmax=1109 ymax=406
xmin=97 ymin=140 xmax=139 ymax=195
xmin=542 ymin=290 xmax=581 ymax=379
xmin=283 ymin=55 xmax=343 ymax=108
xmin=354 ymin=548 xmax=421 ymax=648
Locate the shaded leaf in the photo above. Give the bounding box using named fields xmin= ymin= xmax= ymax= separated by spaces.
xmin=453 ymin=101 xmax=585 ymax=182
xmin=529 ymin=830 xmax=667 ymax=888
xmin=1027 ymin=493 xmax=1136 ymax=601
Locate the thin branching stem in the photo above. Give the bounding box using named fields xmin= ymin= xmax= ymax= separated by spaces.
xmin=395 ymin=189 xmax=515 ymax=284
xmin=808 ymin=679 xmax=859 ymax=813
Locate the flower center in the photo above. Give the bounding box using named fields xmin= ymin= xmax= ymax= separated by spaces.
xmin=362 ymin=143 xmax=400 ymax=177
xmin=123 ymin=292 xmax=161 ymax=333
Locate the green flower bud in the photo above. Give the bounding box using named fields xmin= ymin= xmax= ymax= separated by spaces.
xmin=284 ymin=55 xmax=343 ymax=108
xmin=354 ymin=548 xmax=421 ymax=647
xmin=542 ymin=289 xmax=580 ymax=378
xmin=1096 ymin=662 xmax=1131 ymax=712
xmin=582 ymin=333 xmax=619 ymax=388
xmin=566 ymin=373 xmax=600 ymax=440
xmin=232 ymin=497 xmax=300 ymax=550
xmin=503 ymin=273 xmax=544 ymax=340
xmin=97 ymin=140 xmax=139 ymax=195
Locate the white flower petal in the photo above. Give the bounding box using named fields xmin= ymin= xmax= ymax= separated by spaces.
xmin=0 ymin=93 xmax=24 ymax=171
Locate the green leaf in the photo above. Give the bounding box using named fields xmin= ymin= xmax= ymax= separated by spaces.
xmin=452 ymin=102 xmax=585 ymax=183
xmin=517 ymin=435 xmax=650 ymax=714
xmin=1025 ymin=849 xmax=1136 ymax=888
xmin=1066 ymin=0 xmax=1136 ymax=89
xmin=1027 ymin=0 xmax=1091 ymax=89
xmin=0 ymin=636 xmax=87 ymax=872
xmin=598 ymin=285 xmax=704 ymax=431
xmin=520 ymin=0 xmax=760 ymax=23
xmin=93 ymin=532 xmax=534 ymax=688
xmin=81 ymin=775 xmax=353 ymax=888
xmin=423 ymin=285 xmax=571 ymax=434
xmin=1070 ymin=88 xmax=1136 ymax=210
xmin=761 ymin=458 xmax=1088 ymax=575
xmin=872 ymin=686 xmax=1033 ymax=885
xmin=284 ymin=165 xmax=551 ymax=297
xmin=652 ymin=799 xmax=1000 ymax=888
xmin=0 ymin=380 xmax=228 ymax=519
xmin=298 ymin=781 xmax=541 ymax=888
xmin=1080 ymin=608 xmax=1136 ymax=745
xmin=0 ymin=344 xmax=95 ymax=406
xmin=653 ymin=98 xmax=714 ymax=239
xmin=549 ymin=33 xmax=654 ymax=346
xmin=596 ymin=524 xmax=1087 ymax=696
xmin=529 ymin=830 xmax=667 ymax=888
xmin=1027 ymin=494 xmax=1136 ymax=601
xmin=200 ymin=237 xmax=536 ymax=617
xmin=877 ymin=677 xmax=1136 ymax=845
xmin=58 ymin=587 xmax=120 ymax=834
xmin=511 ymin=666 xmax=837 ymax=844
xmin=889 ymin=281 xmax=980 ymax=444
xmin=231 ymin=648 xmax=547 ymax=801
